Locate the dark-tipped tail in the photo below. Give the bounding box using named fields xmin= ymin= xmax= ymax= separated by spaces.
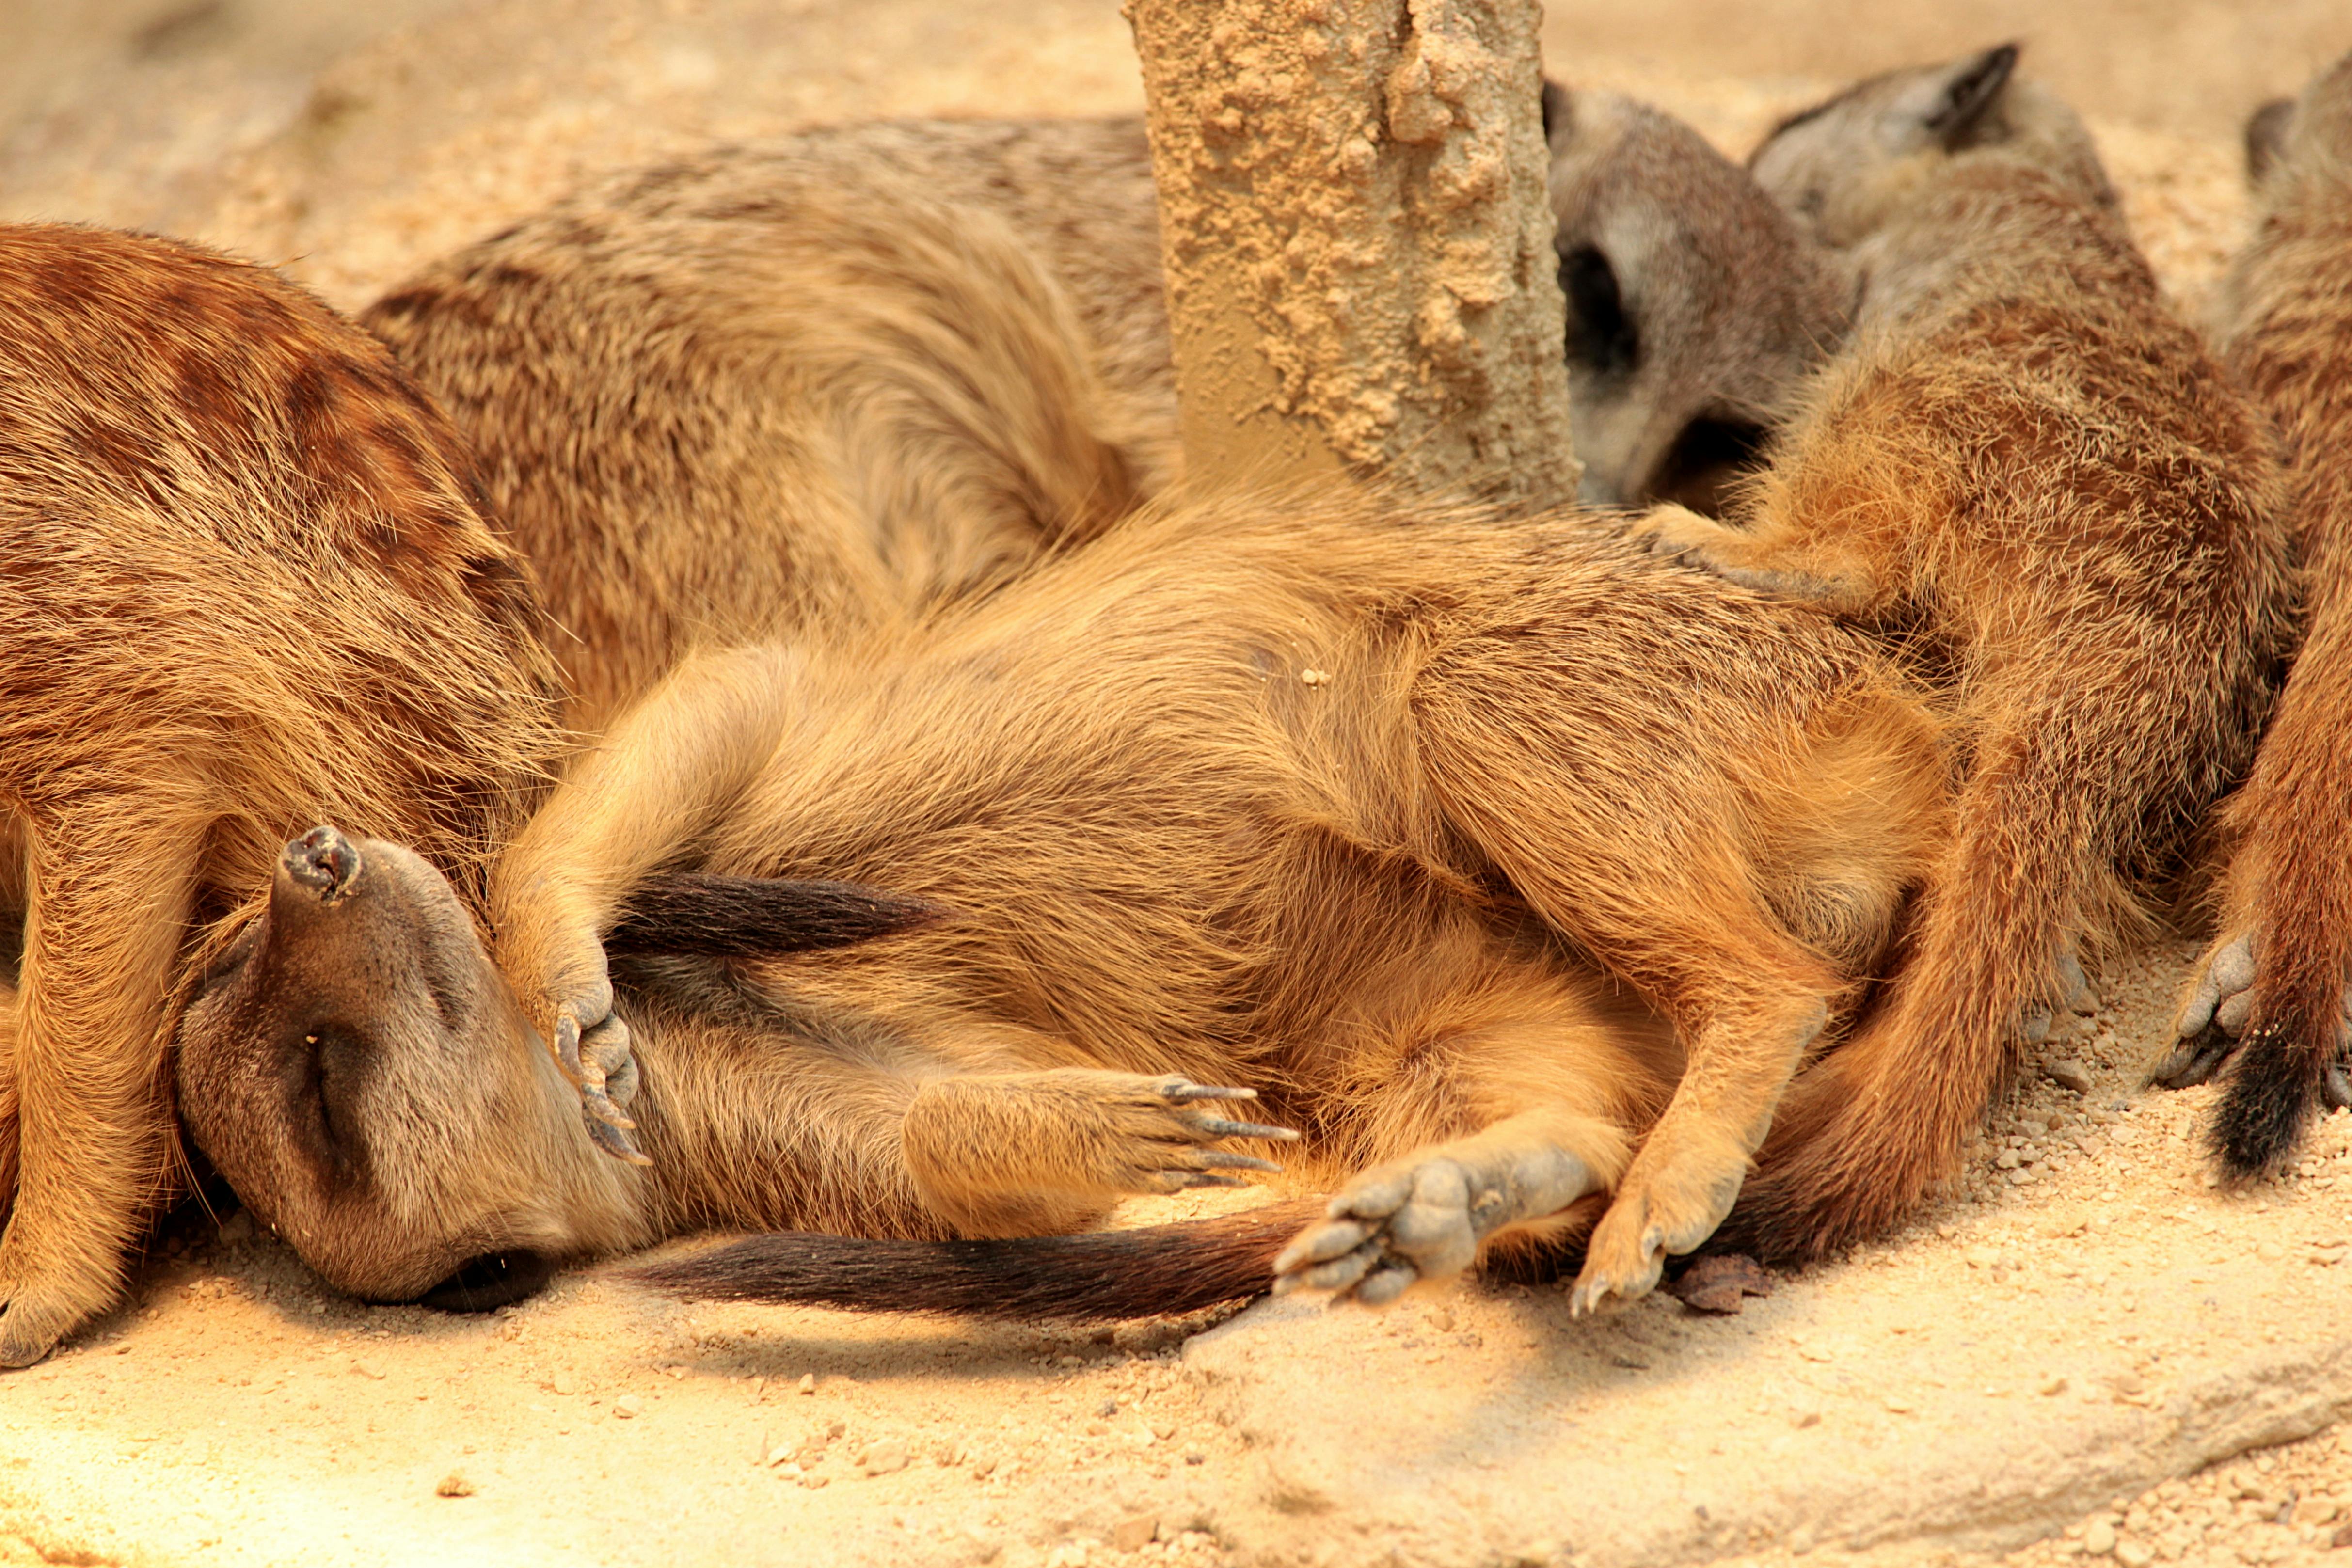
xmin=2211 ymin=980 xmax=2348 ymax=1178
xmin=626 ymin=1201 xmax=1319 ymax=1323
xmin=606 ymin=872 xmax=954 ymax=960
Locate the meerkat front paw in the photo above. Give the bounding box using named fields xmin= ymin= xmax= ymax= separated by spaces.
xmin=1273 ymin=1140 xmax=1595 ymax=1307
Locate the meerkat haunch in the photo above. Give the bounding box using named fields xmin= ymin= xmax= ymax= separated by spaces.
xmin=0 ymin=224 xmax=566 ymax=1366
xmin=175 ymin=491 xmax=1947 ymax=1317
xmin=360 ymin=119 xmax=1169 ymax=735
xmin=2158 ymin=52 xmax=2352 ymax=1170
xmin=1541 ymin=82 xmax=1848 ymax=513
xmin=1636 ymin=47 xmax=2294 ymax=1260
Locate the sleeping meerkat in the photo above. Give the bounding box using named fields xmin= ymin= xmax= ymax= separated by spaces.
xmin=2158 ymin=51 xmax=2352 ymax=1172
xmin=1634 ymin=46 xmax=2294 ymax=1264
xmin=0 ymin=224 xmax=566 ymax=1367
xmin=175 ymin=490 xmax=1948 ymax=1318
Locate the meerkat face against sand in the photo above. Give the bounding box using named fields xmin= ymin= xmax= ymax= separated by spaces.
xmin=176 ymin=829 xmax=569 ymax=1308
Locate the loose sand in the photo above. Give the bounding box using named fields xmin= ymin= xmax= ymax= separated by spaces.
xmin=0 ymin=3 xmax=2345 ymax=1564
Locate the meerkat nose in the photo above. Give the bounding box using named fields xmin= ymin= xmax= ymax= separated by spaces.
xmin=279 ymin=824 xmax=365 ymax=904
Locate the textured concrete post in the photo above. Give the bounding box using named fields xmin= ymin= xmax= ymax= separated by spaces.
xmin=1124 ymin=0 xmax=1578 ymax=506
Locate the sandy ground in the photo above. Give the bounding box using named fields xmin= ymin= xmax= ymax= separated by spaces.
xmin=1 ymin=2 xmax=2348 ymax=1565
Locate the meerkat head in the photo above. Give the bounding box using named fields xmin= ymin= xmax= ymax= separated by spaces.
xmin=1542 ymin=82 xmax=1848 ymax=513
xmin=2243 ymin=49 xmax=2352 ymax=194
xmin=1747 ymin=45 xmax=2117 ymax=249
xmin=176 ymin=826 xmax=951 ymax=1309
xmin=176 ymin=826 xmax=605 ymax=1309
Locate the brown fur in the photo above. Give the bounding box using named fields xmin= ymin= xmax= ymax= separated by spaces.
xmin=2158 ymin=52 xmax=2352 ymax=1171
xmin=360 ymin=118 xmax=1168 ymax=733
xmin=0 ymin=225 xmax=563 ymax=1365
xmin=175 ymin=491 xmax=1948 ymax=1317
xmin=1638 ymin=49 xmax=2294 ymax=1260
xmin=1542 ymin=82 xmax=1848 ymax=512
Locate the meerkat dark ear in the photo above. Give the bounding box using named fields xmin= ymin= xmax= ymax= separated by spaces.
xmin=1919 ymin=43 xmax=2020 ymax=149
xmin=2245 ymin=98 xmax=2295 ymax=184
xmin=604 ymin=871 xmax=955 ymax=960
xmin=1541 ymin=79 xmax=1574 ymax=144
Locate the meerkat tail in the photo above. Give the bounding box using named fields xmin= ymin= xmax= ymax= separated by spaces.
xmin=604 ymin=871 xmax=955 ymax=960
xmin=624 ymin=1200 xmax=1321 ymax=1322
xmin=1723 ymin=741 xmax=2094 ymax=1259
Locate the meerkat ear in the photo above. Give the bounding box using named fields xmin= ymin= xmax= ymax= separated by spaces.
xmin=2245 ymin=97 xmax=2295 ymax=184
xmin=1540 ymin=79 xmax=1574 ymax=145
xmin=1902 ymin=43 xmax=2020 ymax=151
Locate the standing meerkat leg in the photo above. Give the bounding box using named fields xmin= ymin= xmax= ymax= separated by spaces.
xmin=0 ymin=804 xmax=202 ymax=1366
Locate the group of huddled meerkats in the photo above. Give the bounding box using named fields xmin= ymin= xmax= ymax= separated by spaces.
xmin=0 ymin=37 xmax=2344 ymax=1375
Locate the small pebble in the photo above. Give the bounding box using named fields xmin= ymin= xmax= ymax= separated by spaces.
xmin=434 ymin=1473 xmax=475 ymax=1498
xmin=2048 ymin=1060 xmax=2095 ymax=1093
xmin=613 ymin=1395 xmax=644 ymax=1420
xmin=861 ymin=1438 xmax=909 ymax=1476
xmin=351 ymin=1359 xmax=387 ymax=1381
xmin=2114 ymin=1541 xmax=2152 ymax=1567
xmin=549 ymin=1371 xmax=578 ymax=1396
xmin=797 ymin=1374 xmax=817 ymax=1395
xmin=1112 ymin=1515 xmax=1157 ymax=1552
xmin=2083 ymin=1517 xmax=2116 ymax=1554
xmin=2040 ymin=1375 xmax=2070 ymax=1396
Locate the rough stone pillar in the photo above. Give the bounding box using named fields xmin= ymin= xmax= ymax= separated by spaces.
xmin=1124 ymin=0 xmax=1578 ymax=507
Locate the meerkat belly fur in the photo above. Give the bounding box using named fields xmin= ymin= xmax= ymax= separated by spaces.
xmin=0 ymin=225 xmax=564 ymax=1366
xmin=2158 ymin=51 xmax=2352 ymax=1171
xmin=175 ymin=491 xmax=1949 ymax=1318
xmin=1636 ymin=46 xmax=2295 ymax=1260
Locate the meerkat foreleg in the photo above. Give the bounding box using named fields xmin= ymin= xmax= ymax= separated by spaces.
xmin=1632 ymin=503 xmax=1877 ymax=611
xmin=492 ymin=646 xmax=804 ymax=1162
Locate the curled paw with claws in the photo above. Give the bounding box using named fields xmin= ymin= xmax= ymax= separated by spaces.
xmin=901 ymin=1071 xmax=1297 ymax=1230
xmin=549 ymin=983 xmax=649 ymax=1166
xmin=1272 ymin=1137 xmax=1596 ymax=1307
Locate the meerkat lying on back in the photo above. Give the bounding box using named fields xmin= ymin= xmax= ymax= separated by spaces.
xmin=2158 ymin=51 xmax=2352 ymax=1171
xmin=175 ymin=491 xmax=1948 ymax=1318
xmin=1636 ymin=46 xmax=2295 ymax=1263
xmin=0 ymin=225 xmax=566 ymax=1367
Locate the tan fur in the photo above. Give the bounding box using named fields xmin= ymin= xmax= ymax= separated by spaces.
xmin=1638 ymin=49 xmax=2294 ymax=1260
xmin=0 ymin=225 xmax=563 ymax=1365
xmin=2160 ymin=52 xmax=2352 ymax=1171
xmin=1543 ymin=83 xmax=1848 ymax=512
xmin=361 ymin=118 xmax=1169 ymax=733
xmin=175 ymin=491 xmax=1948 ymax=1314
xmin=368 ymin=108 xmax=1842 ymax=732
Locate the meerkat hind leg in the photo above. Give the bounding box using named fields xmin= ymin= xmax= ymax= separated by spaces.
xmin=1273 ymin=1109 xmax=1608 ymax=1307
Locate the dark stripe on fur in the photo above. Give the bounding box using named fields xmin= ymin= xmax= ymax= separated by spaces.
xmin=625 ymin=1200 xmax=1320 ymax=1322
xmin=606 ymin=872 xmax=953 ymax=959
